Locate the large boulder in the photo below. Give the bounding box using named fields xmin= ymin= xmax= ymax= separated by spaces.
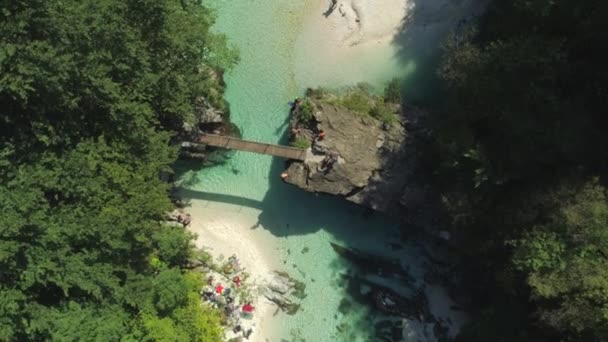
xmin=284 ymin=101 xmax=417 ymax=213
xmin=263 ymin=271 xmax=305 ymax=315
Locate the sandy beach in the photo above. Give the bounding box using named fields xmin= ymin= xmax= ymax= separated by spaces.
xmin=183 ymin=198 xmax=283 ymax=342
xmin=295 ymin=0 xmax=409 ymax=88
xmin=295 ymin=0 xmax=487 ymax=89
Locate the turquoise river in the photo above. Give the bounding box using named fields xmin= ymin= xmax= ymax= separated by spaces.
xmin=177 ymin=1 xmax=480 ymax=341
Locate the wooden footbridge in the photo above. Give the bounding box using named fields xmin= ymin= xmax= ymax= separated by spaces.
xmin=194 ymin=133 xmax=307 ymax=161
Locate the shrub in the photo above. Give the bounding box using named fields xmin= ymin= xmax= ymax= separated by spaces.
xmin=370 ymin=101 xmax=398 ymax=126
xmin=297 ymin=99 xmax=315 ymax=123
xmin=291 ymin=136 xmax=311 ymax=149
xmin=384 ymin=78 xmax=402 ymax=104
xmin=340 ymin=90 xmax=372 ymax=114
xmin=305 ymin=87 xmax=328 ymax=99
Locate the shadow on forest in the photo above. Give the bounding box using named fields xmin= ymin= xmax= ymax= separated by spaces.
xmin=390 ymin=0 xmax=488 ymax=105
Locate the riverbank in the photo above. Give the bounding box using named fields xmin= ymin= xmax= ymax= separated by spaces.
xmin=295 ymin=0 xmax=409 ymax=89
xmin=182 ymin=197 xmax=282 ymax=341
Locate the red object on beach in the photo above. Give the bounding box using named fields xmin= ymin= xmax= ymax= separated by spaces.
xmin=233 ymin=276 xmax=242 ymax=287
xmin=242 ymin=303 xmax=255 ymax=312
xmin=216 ymin=284 xmax=224 ymax=294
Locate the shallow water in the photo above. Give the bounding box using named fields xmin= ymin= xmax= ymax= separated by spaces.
xmin=179 ymin=0 xmax=472 ymax=340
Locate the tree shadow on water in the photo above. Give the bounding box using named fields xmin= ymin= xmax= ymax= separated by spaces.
xmin=391 ymin=0 xmax=489 ymax=105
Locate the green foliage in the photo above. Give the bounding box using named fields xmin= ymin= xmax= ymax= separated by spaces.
xmin=137 ymin=272 xmax=222 ymax=341
xmin=154 ymin=228 xmax=195 ymax=268
xmin=320 ymin=85 xmax=400 ymax=126
xmin=434 ymin=0 xmax=608 ymax=340
xmin=437 ymin=1 xmax=608 ymax=183
xmin=0 ymin=0 xmax=229 ymax=339
xmin=305 ymin=87 xmax=328 ymax=100
xmin=512 ymin=180 xmax=608 ymax=334
xmin=338 ymin=89 xmax=373 ymax=114
xmin=383 ymin=78 xmax=402 ymax=104
xmin=297 ymin=99 xmax=315 ymax=123
xmin=291 ymin=136 xmax=311 ymax=149
xmin=369 ymin=101 xmax=398 ymax=126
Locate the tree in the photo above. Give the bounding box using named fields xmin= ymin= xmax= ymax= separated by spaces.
xmin=512 ymin=179 xmax=608 ymax=336
xmin=0 ymin=0 xmax=234 ymax=339
xmin=433 ymin=0 xmax=608 ymax=340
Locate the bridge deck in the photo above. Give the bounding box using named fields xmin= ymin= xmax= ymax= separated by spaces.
xmin=196 ymin=134 xmax=307 ymax=161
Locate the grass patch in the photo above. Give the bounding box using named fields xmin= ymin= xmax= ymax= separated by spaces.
xmin=339 ymin=89 xmax=373 ymax=114
xmin=309 ymin=82 xmax=401 ymax=126
xmin=370 ymin=101 xmax=398 ymax=126
xmin=291 ymin=136 xmax=311 ymax=149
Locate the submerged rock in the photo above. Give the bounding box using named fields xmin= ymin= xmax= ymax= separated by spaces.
xmin=329 ymin=242 xmax=416 ymax=284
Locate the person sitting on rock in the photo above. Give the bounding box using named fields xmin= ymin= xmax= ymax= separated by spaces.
xmin=290 ymin=97 xmax=301 ymax=114
xmin=319 ymin=152 xmax=338 ymax=173
xmin=316 ymin=129 xmax=326 ymax=141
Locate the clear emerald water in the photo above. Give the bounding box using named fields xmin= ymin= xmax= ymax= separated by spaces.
xmin=179 ymin=1 xmax=467 ymax=341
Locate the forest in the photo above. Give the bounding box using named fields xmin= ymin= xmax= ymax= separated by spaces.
xmin=435 ymin=0 xmax=608 ymax=340
xmin=0 ymin=0 xmax=235 ymax=340
xmin=1 ymin=0 xmax=607 ymax=341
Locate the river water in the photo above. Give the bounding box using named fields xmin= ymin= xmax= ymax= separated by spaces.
xmin=179 ymin=1 xmax=476 ymax=340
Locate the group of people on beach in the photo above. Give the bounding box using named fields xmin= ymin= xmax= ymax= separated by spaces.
xmin=201 ymin=255 xmax=256 ymax=340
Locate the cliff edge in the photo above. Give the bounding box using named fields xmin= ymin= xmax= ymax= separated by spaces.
xmin=283 ymin=87 xmax=428 ymax=214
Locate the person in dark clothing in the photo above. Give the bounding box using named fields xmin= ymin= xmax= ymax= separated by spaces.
xmin=320 ymin=152 xmax=338 ymax=173
xmin=244 ymin=328 xmax=253 ymax=339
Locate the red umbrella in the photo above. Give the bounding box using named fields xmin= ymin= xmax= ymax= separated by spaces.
xmin=242 ymin=303 xmax=255 ymax=313
xmin=215 ymin=284 xmax=224 ymax=294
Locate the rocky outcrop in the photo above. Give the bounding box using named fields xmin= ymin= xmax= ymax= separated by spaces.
xmin=173 ymin=66 xmax=237 ymax=162
xmin=264 ymin=271 xmax=305 ymax=315
xmin=195 ymin=96 xmax=225 ymax=125
xmin=284 ymin=96 xmax=429 ymax=213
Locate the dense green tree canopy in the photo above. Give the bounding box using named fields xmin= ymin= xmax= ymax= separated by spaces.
xmin=438 ymin=0 xmax=608 ymax=183
xmin=512 ymin=179 xmax=608 ymax=334
xmin=0 ymin=0 xmax=234 ymax=340
xmin=433 ymin=0 xmax=608 ymax=340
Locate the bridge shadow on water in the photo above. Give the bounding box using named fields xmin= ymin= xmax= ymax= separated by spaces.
xmin=177 ymin=187 xmax=265 ymax=211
